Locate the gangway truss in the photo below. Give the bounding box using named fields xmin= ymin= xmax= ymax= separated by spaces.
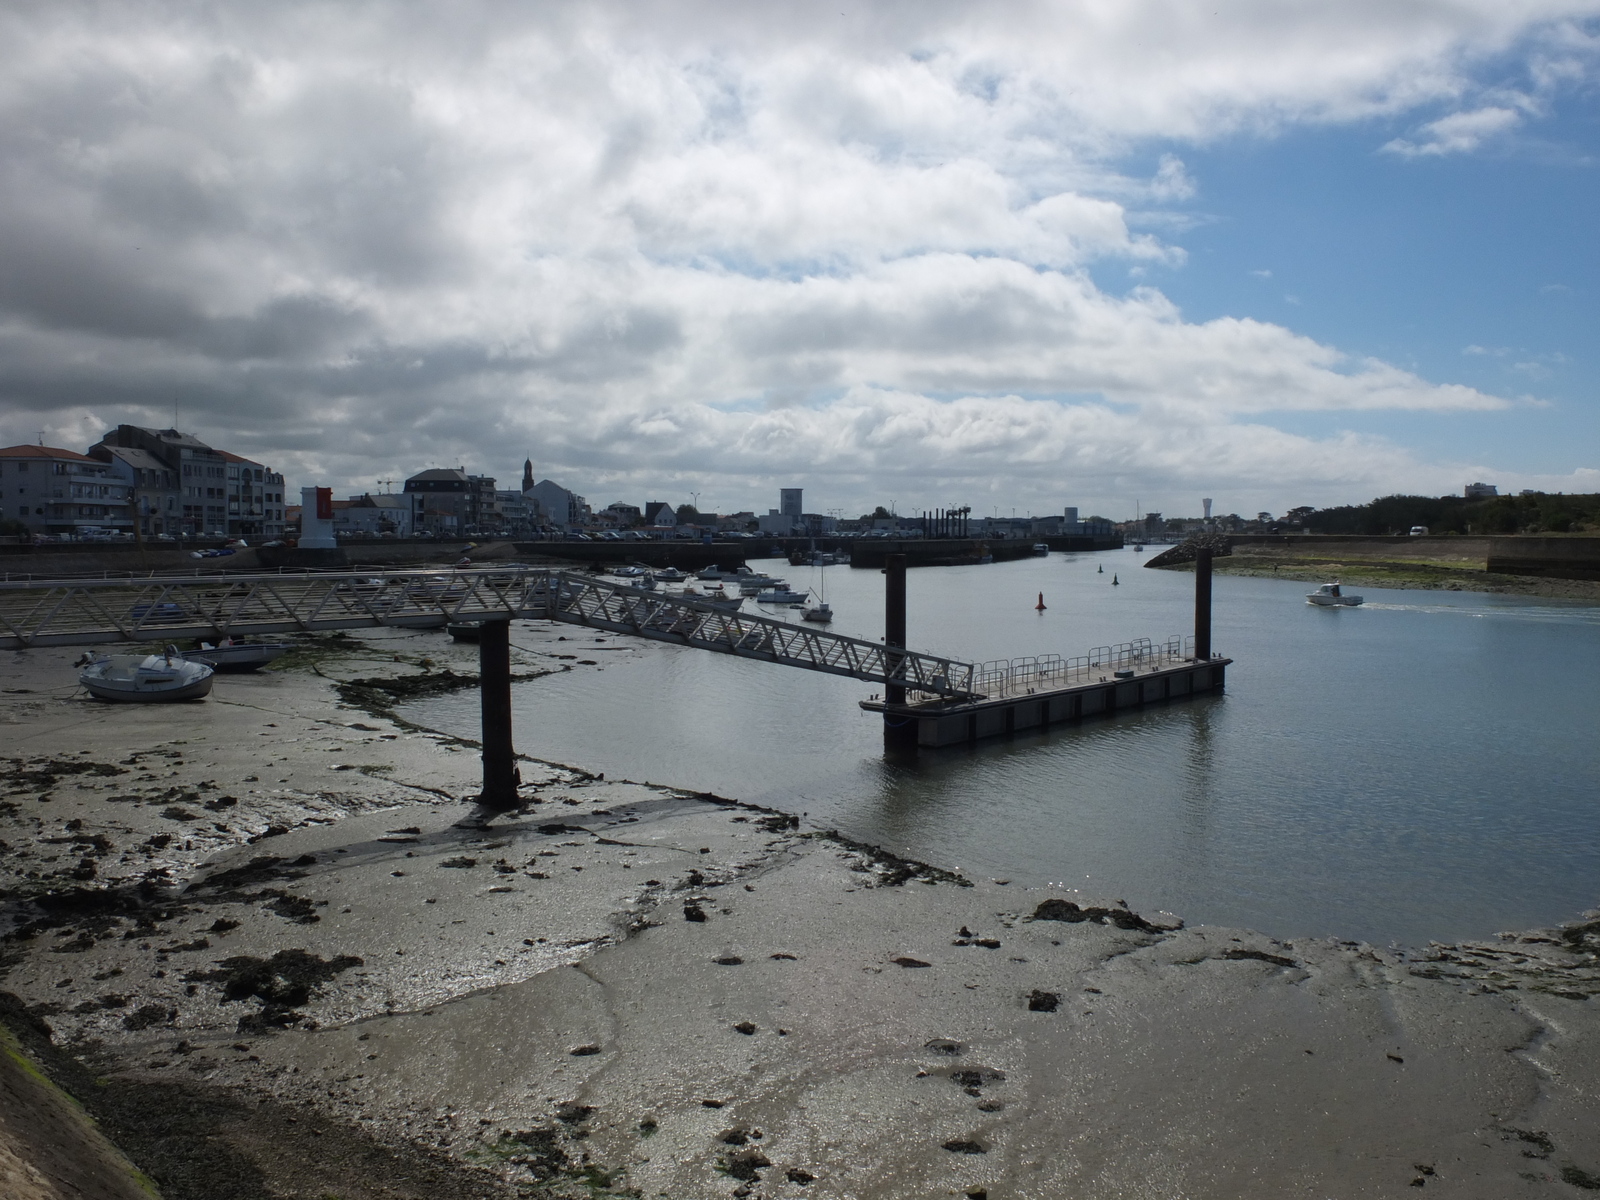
xmin=0 ymin=566 xmax=978 ymax=700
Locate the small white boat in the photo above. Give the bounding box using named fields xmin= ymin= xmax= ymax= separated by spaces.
xmin=695 ymin=566 xmax=730 ymax=580
xmin=79 ymin=647 xmax=214 ymax=702
xmin=652 ymin=567 xmax=688 ymax=583
xmin=678 ymin=591 xmax=744 ymax=611
xmin=181 ymin=640 xmax=292 ymax=671
xmin=1307 ymin=582 xmax=1363 ymax=607
xmin=757 ymin=589 xmax=809 ymax=604
xmin=612 ymin=565 xmax=649 ymax=578
xmin=738 ymin=576 xmax=787 ymax=594
xmin=1032 ymin=543 xmax=1049 ymax=556
xmin=801 ymin=601 xmax=832 ymax=623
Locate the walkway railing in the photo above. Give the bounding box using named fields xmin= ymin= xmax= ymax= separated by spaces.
xmin=0 ymin=567 xmax=1204 ymax=706
xmin=968 ymin=636 xmax=1194 ymax=701
xmin=0 ymin=567 xmax=980 ymax=699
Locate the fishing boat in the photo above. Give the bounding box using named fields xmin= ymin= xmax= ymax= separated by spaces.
xmin=802 ymin=563 xmax=834 ymax=622
xmin=1307 ymin=582 xmax=1363 ymax=607
xmin=181 ymin=639 xmax=292 ymax=672
xmin=652 ymin=567 xmax=688 ymax=583
xmin=737 ymin=575 xmax=787 ymax=594
xmin=78 ymin=648 xmax=214 ymax=702
xmin=612 ymin=565 xmax=648 ymax=578
xmin=1032 ymin=543 xmax=1049 ymax=556
xmin=756 ymin=588 xmax=809 ymax=604
xmin=695 ymin=566 xmax=731 ymax=580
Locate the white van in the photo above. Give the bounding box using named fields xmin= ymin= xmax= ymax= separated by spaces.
xmin=1409 ymin=526 xmax=1428 ymax=536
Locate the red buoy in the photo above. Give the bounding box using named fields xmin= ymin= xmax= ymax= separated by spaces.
xmin=1035 ymin=592 xmax=1047 ymax=611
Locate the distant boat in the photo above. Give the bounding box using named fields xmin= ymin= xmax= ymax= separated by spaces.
xmin=612 ymin=565 xmax=648 ymax=578
xmin=680 ymin=591 xmax=744 ymax=611
xmin=1032 ymin=543 xmax=1049 ymax=556
xmin=181 ymin=640 xmax=292 ymax=671
xmin=1307 ymin=582 xmax=1363 ymax=607
xmin=79 ymin=648 xmax=214 ymax=702
xmin=695 ymin=565 xmax=730 ymax=580
xmin=757 ymin=589 xmax=809 ymax=604
xmin=802 ymin=568 xmax=833 ymax=622
xmin=652 ymin=567 xmax=688 ymax=583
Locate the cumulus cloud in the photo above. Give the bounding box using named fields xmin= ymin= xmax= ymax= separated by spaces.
xmin=0 ymin=0 xmax=1593 ymax=514
xmin=1382 ymin=103 xmax=1526 ymax=155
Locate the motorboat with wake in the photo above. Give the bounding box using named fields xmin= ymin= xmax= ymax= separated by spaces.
xmin=78 ymin=647 xmax=214 ymax=702
xmin=1307 ymin=582 xmax=1363 ymax=607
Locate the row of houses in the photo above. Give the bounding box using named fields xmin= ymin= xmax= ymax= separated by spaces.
xmin=0 ymin=426 xmax=287 ymax=540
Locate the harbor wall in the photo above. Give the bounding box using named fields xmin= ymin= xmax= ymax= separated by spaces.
xmin=1485 ymin=535 xmax=1600 ymax=580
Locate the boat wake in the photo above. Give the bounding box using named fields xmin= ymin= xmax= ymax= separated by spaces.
xmin=1360 ymin=601 xmax=1600 ymax=625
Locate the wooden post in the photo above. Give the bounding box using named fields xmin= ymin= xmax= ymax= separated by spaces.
xmin=478 ymin=618 xmax=519 ymax=809
xmin=1194 ymin=547 xmax=1213 ymax=662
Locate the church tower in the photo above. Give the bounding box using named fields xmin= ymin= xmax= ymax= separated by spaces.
xmin=521 ymin=458 xmax=535 ymax=495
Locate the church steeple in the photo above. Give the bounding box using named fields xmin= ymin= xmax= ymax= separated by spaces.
xmin=521 ymin=457 xmax=535 ymax=494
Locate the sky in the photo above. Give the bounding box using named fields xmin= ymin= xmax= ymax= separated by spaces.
xmin=0 ymin=1 xmax=1597 ymax=521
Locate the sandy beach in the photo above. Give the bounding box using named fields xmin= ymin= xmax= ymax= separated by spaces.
xmin=3 ymin=622 xmax=1599 ymax=1199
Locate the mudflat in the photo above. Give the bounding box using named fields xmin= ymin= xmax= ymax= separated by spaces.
xmin=3 ymin=624 xmax=1598 ymax=1198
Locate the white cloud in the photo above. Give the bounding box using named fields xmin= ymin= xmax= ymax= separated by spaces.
xmin=1382 ymin=103 xmax=1526 ymax=155
xmin=0 ymin=0 xmax=1594 ymax=514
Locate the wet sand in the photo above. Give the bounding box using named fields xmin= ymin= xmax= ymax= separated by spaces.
xmin=3 ymin=624 xmax=1599 ymax=1198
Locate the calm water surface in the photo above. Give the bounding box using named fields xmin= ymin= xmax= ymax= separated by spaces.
xmin=405 ymin=549 xmax=1600 ymax=947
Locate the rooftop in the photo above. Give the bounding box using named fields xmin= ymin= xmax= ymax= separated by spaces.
xmin=1 ymin=445 xmax=95 ymax=462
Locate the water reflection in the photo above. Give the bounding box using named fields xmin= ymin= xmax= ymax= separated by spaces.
xmin=404 ymin=551 xmax=1600 ymax=946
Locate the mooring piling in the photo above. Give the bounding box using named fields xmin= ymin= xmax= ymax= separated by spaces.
xmin=1194 ymin=546 xmax=1213 ymax=661
xmin=884 ymin=553 xmax=907 ymax=708
xmin=478 ymin=617 xmax=520 ymax=808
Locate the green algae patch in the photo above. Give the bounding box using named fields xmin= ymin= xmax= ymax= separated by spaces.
xmin=0 ymin=1011 xmax=163 ymax=1197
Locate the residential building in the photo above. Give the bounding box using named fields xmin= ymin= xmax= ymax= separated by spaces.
xmin=646 ymin=501 xmax=677 ymax=528
xmin=0 ymin=445 xmax=132 ymax=537
xmin=405 ymin=468 xmax=470 ymax=535
xmin=218 ymin=450 xmax=286 ymax=539
xmin=88 ymin=444 xmax=179 ymax=536
xmin=528 ymin=478 xmax=588 ymax=528
xmin=494 ymin=490 xmax=540 ymax=535
xmin=603 ymin=502 xmax=642 ymax=527
xmin=335 ymin=494 xmax=414 ymax=537
xmin=402 ymin=467 xmax=500 ymax=535
xmin=93 ymin=425 xmax=284 ymax=538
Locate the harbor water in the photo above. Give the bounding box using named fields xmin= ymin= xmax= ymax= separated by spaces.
xmin=403 ymin=549 xmax=1600 ymax=947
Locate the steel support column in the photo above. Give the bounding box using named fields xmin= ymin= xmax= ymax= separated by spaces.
xmin=478 ymin=618 xmax=519 ymax=809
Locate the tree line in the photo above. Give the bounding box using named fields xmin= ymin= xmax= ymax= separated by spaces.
xmin=1306 ymin=492 xmax=1600 ymax=536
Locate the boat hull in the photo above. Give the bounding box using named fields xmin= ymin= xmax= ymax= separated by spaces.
xmin=181 ymin=643 xmax=291 ymax=671
xmin=84 ymin=675 xmax=213 ymax=702
xmin=1307 ymin=595 xmax=1363 ymax=607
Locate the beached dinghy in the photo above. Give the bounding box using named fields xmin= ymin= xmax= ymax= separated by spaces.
xmin=181 ymin=639 xmax=292 ymax=671
xmin=78 ymin=647 xmax=214 ymax=702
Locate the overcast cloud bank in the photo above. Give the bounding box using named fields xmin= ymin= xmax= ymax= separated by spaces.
xmin=1 ymin=1 xmax=1597 ymax=516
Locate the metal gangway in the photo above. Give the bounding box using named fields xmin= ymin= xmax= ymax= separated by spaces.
xmin=0 ymin=566 xmax=979 ymax=700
